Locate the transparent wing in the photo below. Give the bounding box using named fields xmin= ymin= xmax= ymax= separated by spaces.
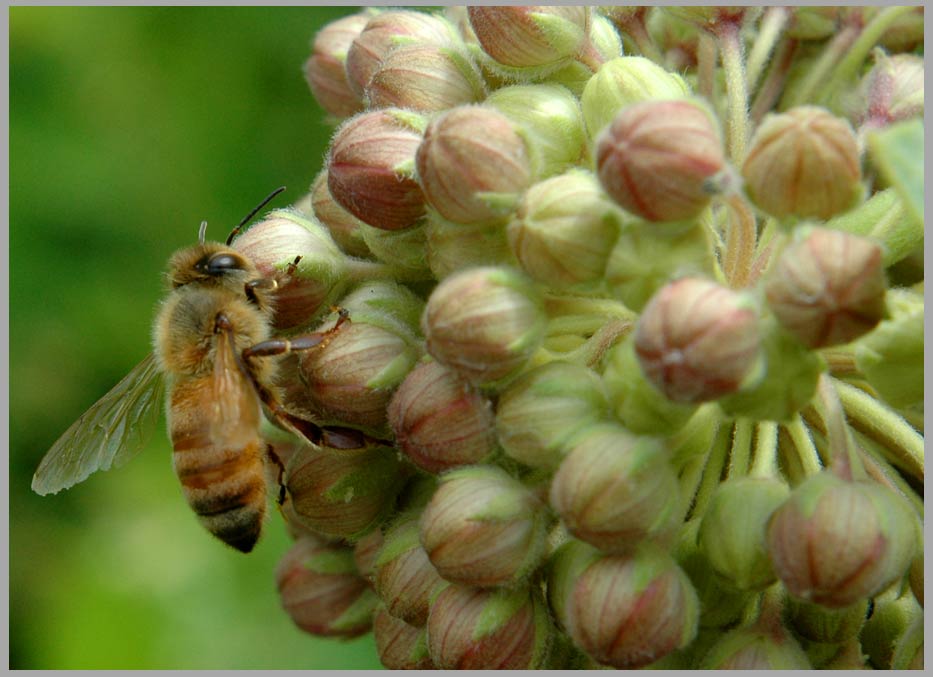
xmin=32 ymin=353 xmax=166 ymax=495
xmin=210 ymin=327 xmax=262 ymax=448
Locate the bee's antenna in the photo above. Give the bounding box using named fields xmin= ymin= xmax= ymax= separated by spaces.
xmin=225 ymin=186 xmax=287 ymax=246
xmin=198 ymin=220 xmax=208 ymax=245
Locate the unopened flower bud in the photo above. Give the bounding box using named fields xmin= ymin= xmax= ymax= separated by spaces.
xmin=563 ymin=544 xmax=700 ymax=668
xmin=766 ymin=469 xmax=919 ymax=608
xmin=231 ymin=209 xmax=348 ymax=330
xmin=784 ymin=595 xmax=870 ymax=644
xmin=468 ymin=6 xmax=590 ymax=73
xmin=545 ymin=538 xmax=602 ymax=631
xmin=698 ymin=619 xmax=811 ymax=669
xmin=353 ymin=527 xmax=384 ymax=586
xmin=508 ymin=169 xmax=625 ymax=292
xmin=327 ymin=108 xmax=427 ymax=231
xmin=604 ymin=219 xmax=716 ymax=312
xmin=856 ymin=50 xmax=924 ymax=130
xmin=546 ymin=13 xmax=623 ymax=96
xmin=358 ymin=223 xmax=433 ymax=281
xmin=374 ymin=513 xmax=447 ymax=626
xmin=909 ymin=551 xmax=923 ymax=607
xmin=496 ymin=361 xmax=609 ymax=471
xmin=765 ymin=227 xmax=886 ymax=349
xmin=388 ymin=360 xmax=496 ymax=473
xmin=427 ymin=584 xmax=553 ymax=669
xmin=286 ymin=444 xmax=403 ymax=540
xmin=870 ymin=5 xmax=925 ymax=53
xmin=310 ymin=170 xmax=371 ymax=258
xmin=635 ymin=277 xmax=762 ymax=403
xmin=304 ymin=12 xmax=370 ymax=117
xmin=420 ymin=464 xmax=549 ymax=587
xmin=275 ymin=535 xmax=379 ymax=638
xmin=581 ymin=56 xmax=690 ymax=139
xmin=743 ymin=106 xmax=862 ymax=220
xmin=664 ymin=7 xmax=752 ymax=32
xmin=345 ymin=10 xmax=461 ymax=97
xmin=365 ymin=43 xmax=486 ymax=113
xmin=596 ymin=98 xmax=727 ymax=222
xmin=602 ymin=335 xmax=698 ymax=435
xmin=550 ymin=424 xmax=680 ymax=552
xmin=422 ymin=266 xmax=546 ymax=386
xmin=698 ymin=477 xmax=789 ymax=591
xmin=416 ymin=105 xmax=533 ymax=225
xmin=425 ymin=213 xmax=514 ymax=280
xmin=373 ymin=605 xmax=435 ymax=669
xmin=338 ymin=278 xmax=425 ymax=334
xmin=861 ymin=589 xmax=922 ymax=668
xmin=890 ymin=613 xmax=924 ymax=670
xmin=485 ymin=84 xmax=586 ymax=179
xmin=297 ymin=314 xmax=421 ymax=435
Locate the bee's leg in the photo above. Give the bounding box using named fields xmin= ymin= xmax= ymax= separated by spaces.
xmin=265 ymin=444 xmax=287 ymax=506
xmin=243 ymin=256 xmax=302 ymax=307
xmin=241 ymin=307 xmax=349 ymax=362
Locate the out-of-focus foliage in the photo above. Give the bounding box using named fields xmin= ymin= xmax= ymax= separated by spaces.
xmin=10 ymin=6 xmax=383 ymax=669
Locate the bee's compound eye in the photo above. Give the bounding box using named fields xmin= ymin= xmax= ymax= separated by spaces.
xmin=205 ymin=253 xmax=241 ymax=275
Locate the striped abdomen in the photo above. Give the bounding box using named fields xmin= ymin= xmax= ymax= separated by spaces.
xmin=169 ymin=378 xmax=268 ymax=553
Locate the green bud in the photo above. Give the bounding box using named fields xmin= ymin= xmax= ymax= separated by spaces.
xmin=860 ymin=589 xmax=922 ymax=668
xmin=420 ymin=465 xmax=549 ymax=587
xmin=496 ymin=361 xmax=609 ymax=471
xmin=275 ymin=535 xmax=379 ymax=638
xmin=604 ymin=219 xmax=716 ymax=312
xmin=373 ymin=605 xmax=435 ymax=669
xmin=743 ymin=106 xmax=863 ymax=220
xmin=358 ymin=222 xmax=433 ymax=281
xmin=337 ymin=279 xmax=425 ymax=336
xmin=784 ymin=595 xmax=870 ymax=644
xmin=374 ymin=512 xmax=447 ymax=626
xmin=422 ymin=266 xmax=546 ymax=386
xmin=890 ymin=613 xmax=924 ymax=670
xmin=485 ymin=84 xmax=586 ymax=179
xmin=698 ymin=621 xmax=811 ymax=669
xmin=545 ymin=13 xmax=623 ymax=96
xmin=508 ymin=169 xmax=625 ymax=292
xmin=425 ymin=211 xmax=514 ymax=280
xmin=766 ymin=469 xmax=919 ymax=608
xmin=550 ymin=424 xmax=680 ymax=552
xmin=718 ymin=317 xmax=824 ymax=422
xmin=581 ymin=56 xmax=690 ymax=139
xmin=698 ymin=477 xmax=789 ymax=591
xmin=426 ymin=584 xmax=554 ymax=669
xmin=286 ymin=444 xmax=403 ymax=540
xmin=602 ymin=336 xmax=698 ymax=435
xmin=909 ymin=550 xmax=923 ymax=607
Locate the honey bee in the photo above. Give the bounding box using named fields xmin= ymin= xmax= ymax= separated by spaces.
xmin=32 ymin=189 xmax=367 ymax=553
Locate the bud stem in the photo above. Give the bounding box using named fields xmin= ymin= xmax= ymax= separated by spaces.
xmin=856 ymin=431 xmax=924 ymax=517
xmin=678 ymin=457 xmax=707 ymax=523
xmin=785 ymin=20 xmax=860 ymax=108
xmin=542 ymin=293 xmax=636 ymax=321
xmin=688 ymin=421 xmax=731 ymax=520
xmin=607 ymin=10 xmax=663 ymax=65
xmin=697 ymin=33 xmax=717 ymax=102
xmin=820 ymin=6 xmax=918 ymax=108
xmin=714 ymin=20 xmax=749 ymax=163
xmin=723 ymin=194 xmax=758 ymax=288
xmin=744 ymin=7 xmax=790 ymax=95
xmin=727 ymin=418 xmax=754 ymax=478
xmin=835 ymin=379 xmax=924 ymax=481
xmin=814 ymin=374 xmax=867 ymax=481
xmin=535 ymin=317 xmax=633 ymax=369
xmin=749 ymin=38 xmax=795 ymax=125
xmin=782 ymin=414 xmax=823 ymax=477
xmin=750 ymin=421 xmax=780 ymax=479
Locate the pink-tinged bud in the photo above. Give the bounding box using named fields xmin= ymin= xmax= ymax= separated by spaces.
xmin=231 ymin=209 xmax=349 ymax=330
xmin=496 ymin=362 xmax=609 ymax=472
xmin=374 ymin=513 xmax=448 ymax=626
xmin=327 ymin=108 xmax=427 ymax=231
xmin=596 ymin=98 xmax=727 ymax=222
xmin=275 ymin=535 xmax=379 ymax=638
xmin=353 ymin=527 xmax=384 ymax=586
xmin=365 ymin=43 xmax=486 ymax=113
xmin=422 ymin=266 xmax=546 ymax=386
xmin=635 ymin=277 xmax=762 ymax=404
xmin=427 ymin=584 xmax=553 ymax=669
xmin=416 ymin=105 xmax=533 ymax=225
xmin=508 ymin=169 xmax=625 ymax=292
xmin=297 ymin=310 xmax=421 ymax=435
xmin=697 ymin=477 xmax=789 ymax=591
xmin=550 ymin=424 xmax=680 ymax=552
xmin=310 ymin=170 xmax=371 ymax=258
xmin=304 ymin=12 xmax=370 ymax=117
xmin=545 ymin=538 xmax=602 ymax=631
xmin=766 ymin=469 xmax=919 ymax=608
xmin=286 ymin=444 xmax=403 ymax=540
xmin=784 ymin=595 xmax=870 ymax=644
xmin=765 ymin=227 xmax=886 ymax=349
xmin=698 ymin=620 xmax=811 ymax=669
xmin=388 ymin=360 xmax=496 ymax=474
xmin=742 ymin=106 xmax=862 ymax=220
xmin=468 ymin=6 xmax=590 ymax=72
xmin=373 ymin=605 xmax=435 ymax=669
xmin=856 ymin=49 xmax=924 ymax=130
xmin=420 ymin=465 xmax=549 ymax=588
xmin=564 ymin=544 xmax=700 ymax=668
xmin=344 ymin=10 xmax=461 ymax=98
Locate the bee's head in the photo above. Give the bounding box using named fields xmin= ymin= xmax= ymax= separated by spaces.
xmin=166 ymin=240 xmax=258 ymax=292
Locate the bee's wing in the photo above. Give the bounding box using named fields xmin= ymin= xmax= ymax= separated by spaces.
xmin=32 ymin=353 xmax=166 ymax=495
xmin=210 ymin=326 xmax=262 ymax=447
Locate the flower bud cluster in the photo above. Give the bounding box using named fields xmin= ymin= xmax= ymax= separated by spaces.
xmin=250 ymin=5 xmax=924 ymax=670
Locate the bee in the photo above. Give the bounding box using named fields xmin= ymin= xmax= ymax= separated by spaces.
xmin=32 ymin=188 xmax=367 ymax=553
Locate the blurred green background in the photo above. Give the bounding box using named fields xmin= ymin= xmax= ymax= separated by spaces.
xmin=10 ymin=6 xmax=386 ymax=669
